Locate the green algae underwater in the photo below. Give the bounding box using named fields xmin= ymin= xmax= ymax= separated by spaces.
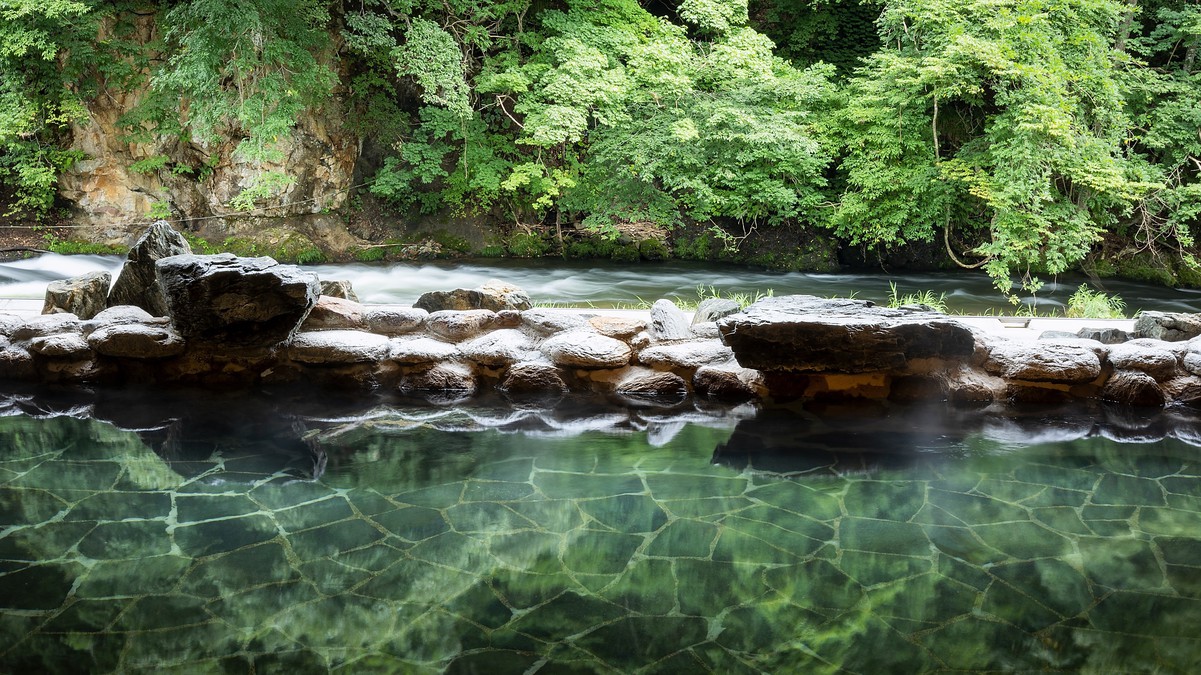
xmin=2 ymin=390 xmax=1201 ymax=673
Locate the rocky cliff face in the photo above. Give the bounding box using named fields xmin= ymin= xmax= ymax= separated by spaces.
xmin=56 ymin=12 xmax=362 ymax=252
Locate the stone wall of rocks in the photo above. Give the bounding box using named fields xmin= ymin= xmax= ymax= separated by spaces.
xmin=12 ymin=247 xmax=1201 ymax=411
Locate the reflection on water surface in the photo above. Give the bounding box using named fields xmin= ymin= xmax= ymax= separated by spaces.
xmin=2 ymin=388 xmax=1201 ymax=672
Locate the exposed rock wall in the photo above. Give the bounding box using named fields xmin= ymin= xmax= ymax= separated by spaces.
xmin=56 ymin=13 xmax=361 ymax=250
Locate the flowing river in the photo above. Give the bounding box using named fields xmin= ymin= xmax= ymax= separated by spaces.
xmin=5 ymin=253 xmax=1201 ymax=314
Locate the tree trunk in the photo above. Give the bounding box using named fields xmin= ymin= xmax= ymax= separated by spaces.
xmin=1114 ymin=0 xmax=1138 ymax=54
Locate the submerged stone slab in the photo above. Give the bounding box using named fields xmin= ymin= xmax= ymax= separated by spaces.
xmin=541 ymin=329 xmax=632 ymax=369
xmin=718 ymin=295 xmax=975 ymax=373
xmin=156 ymin=254 xmax=319 ymax=347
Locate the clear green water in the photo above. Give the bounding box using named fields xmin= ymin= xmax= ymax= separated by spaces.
xmin=2 ymin=396 xmax=1201 ymax=673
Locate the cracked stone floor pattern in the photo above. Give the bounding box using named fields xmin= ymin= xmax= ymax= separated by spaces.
xmin=2 ymin=406 xmax=1201 ymax=673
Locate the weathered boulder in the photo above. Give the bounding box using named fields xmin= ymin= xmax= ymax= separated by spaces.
xmin=13 ymin=314 xmax=83 ymax=341
xmin=82 ymin=305 xmax=163 ymax=336
xmin=87 ymin=323 xmax=186 ymax=358
xmin=541 ymin=329 xmax=632 ymax=369
xmin=650 ymin=299 xmax=692 ymax=340
xmin=522 ymin=309 xmax=587 ymax=336
xmin=156 ymin=254 xmax=319 ymax=347
xmin=43 ymin=271 xmax=110 ymax=320
xmin=718 ymin=295 xmax=975 ymax=373
xmin=390 ymin=336 xmax=460 ymax=365
xmin=29 ymin=333 xmax=92 ymax=358
xmin=638 ymin=341 xmax=735 ymax=370
xmin=301 ymin=296 xmax=366 ymax=331
xmin=364 ymin=306 xmax=427 ymax=335
xmin=499 ymin=361 xmax=568 ymax=397
xmin=415 ymin=279 xmax=532 ymax=312
xmin=107 ymin=221 xmax=191 ymax=316
xmin=588 ymin=315 xmax=647 ymax=340
xmin=288 ymin=330 xmax=391 ymax=364
xmin=1108 ymin=341 xmax=1179 ymax=380
xmin=1076 ymin=326 xmax=1130 ymax=344
xmin=0 ymin=343 xmax=34 ymax=379
xmin=460 ymin=329 xmax=534 ymax=367
xmin=1134 ymin=311 xmax=1201 ymax=341
xmin=400 ymin=363 xmax=477 ymax=394
xmin=616 ymin=370 xmax=688 ymax=400
xmin=426 ymin=310 xmax=501 ymax=342
xmin=984 ymin=342 xmax=1103 ymax=383
xmin=1101 ymin=371 xmax=1165 ymax=407
xmin=693 ymin=298 xmax=741 ymax=324
xmin=693 ymin=366 xmax=763 ymax=402
xmin=319 ymin=279 xmax=358 ymax=302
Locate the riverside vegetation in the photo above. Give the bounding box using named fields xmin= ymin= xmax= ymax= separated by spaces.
xmin=1 ymin=0 xmax=1199 ymax=298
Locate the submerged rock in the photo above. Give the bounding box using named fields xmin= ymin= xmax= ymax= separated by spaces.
xmin=156 ymin=253 xmax=319 ymax=347
xmin=43 ymin=271 xmax=111 ymax=320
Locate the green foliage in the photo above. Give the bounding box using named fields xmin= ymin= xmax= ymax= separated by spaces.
xmin=42 ymin=234 xmax=124 ymax=255
xmin=507 ymin=231 xmax=550 ymax=257
xmin=1066 ymin=284 xmax=1126 ymax=319
xmin=886 ymin=282 xmax=948 ymax=313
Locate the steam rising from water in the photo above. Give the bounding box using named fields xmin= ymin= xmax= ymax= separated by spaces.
xmin=4 ymin=253 xmax=1201 ymax=314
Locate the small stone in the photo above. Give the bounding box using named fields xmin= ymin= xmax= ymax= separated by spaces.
xmin=638 ymin=341 xmax=735 ymax=370
xmin=500 ymin=361 xmax=568 ymax=396
xmin=319 ymin=279 xmax=358 ymax=301
xmin=301 ymin=296 xmax=366 ymax=331
xmin=693 ymin=298 xmax=740 ymax=324
xmin=616 ymin=370 xmax=688 ymax=400
xmin=390 ymin=336 xmax=460 ymax=365
xmin=400 ymin=363 xmax=477 ymax=394
xmin=1076 ymin=327 xmax=1129 ymax=344
xmin=1100 ymin=371 xmax=1165 ymax=407
xmin=364 ymin=306 xmax=427 ymax=335
xmin=288 ymin=330 xmax=391 ymax=364
xmin=522 ymin=309 xmax=587 ymax=335
xmin=29 ymin=333 xmax=92 ymax=358
xmin=1107 ymin=342 xmax=1178 ymax=380
xmin=460 ymin=329 xmax=534 ymax=367
xmin=13 ymin=314 xmax=82 ymax=341
xmin=650 ymin=299 xmax=692 ymax=340
xmin=541 ymin=329 xmax=632 ymax=369
xmin=425 ymin=310 xmax=500 ymax=342
xmin=693 ymin=366 xmax=762 ymax=402
xmin=87 ymin=323 xmax=186 ymax=359
xmin=589 ymin=315 xmax=647 ymax=340
xmin=43 ymin=271 xmax=111 ymax=320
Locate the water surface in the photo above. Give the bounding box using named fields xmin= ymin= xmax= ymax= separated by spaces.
xmin=4 ymin=254 xmax=1200 ymax=314
xmin=2 ymin=390 xmax=1201 ymax=672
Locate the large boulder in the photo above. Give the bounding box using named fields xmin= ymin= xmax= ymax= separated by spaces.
xmin=107 ymin=221 xmax=192 ymax=316
xmin=155 ymin=254 xmax=320 ymax=347
xmin=717 ymin=295 xmax=975 ymax=373
xmin=43 ymin=271 xmax=111 ymax=320
xmin=415 ymin=279 xmax=532 ymax=312
xmin=984 ymin=342 xmax=1103 ymax=384
xmin=1134 ymin=312 xmax=1201 ymax=342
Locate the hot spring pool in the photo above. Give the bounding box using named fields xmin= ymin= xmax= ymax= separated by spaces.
xmin=2 ymin=389 xmax=1200 ymax=672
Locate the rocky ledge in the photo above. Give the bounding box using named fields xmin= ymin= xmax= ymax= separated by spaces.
xmin=7 ymin=228 xmax=1201 ymax=409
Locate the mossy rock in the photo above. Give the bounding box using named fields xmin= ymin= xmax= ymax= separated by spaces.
xmin=507 ymin=232 xmax=551 ymax=257
xmin=610 ymin=244 xmax=640 ymax=262
xmin=638 ymin=238 xmax=670 ymax=261
xmin=218 ymin=229 xmax=327 ymax=264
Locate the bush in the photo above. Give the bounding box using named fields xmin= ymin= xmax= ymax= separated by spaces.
xmin=507 ymin=232 xmax=549 ymax=257
xmin=1066 ymin=285 xmax=1125 ymax=319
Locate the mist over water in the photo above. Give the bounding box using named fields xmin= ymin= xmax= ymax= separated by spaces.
xmin=4 ymin=253 xmax=1201 ymax=314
